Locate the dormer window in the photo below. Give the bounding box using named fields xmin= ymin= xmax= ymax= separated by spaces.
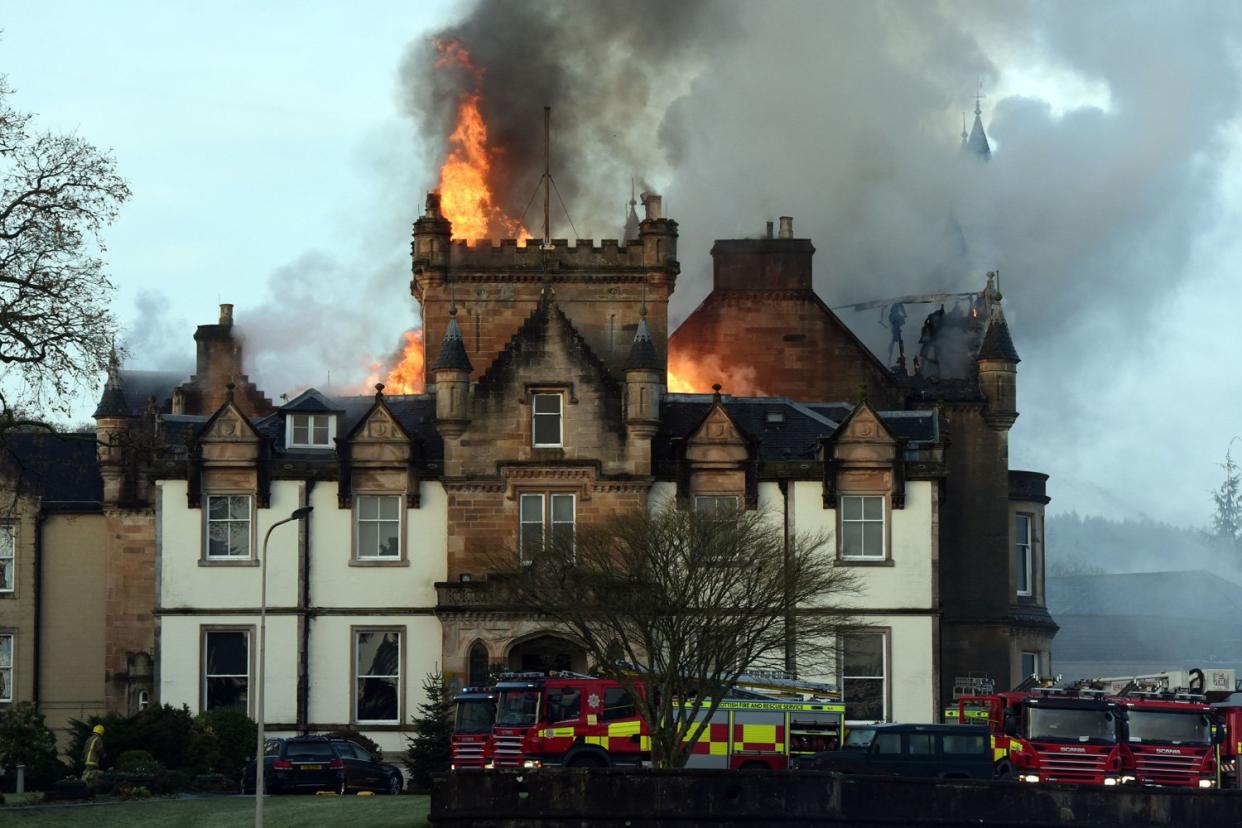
xmin=288 ymin=413 xmax=335 ymax=449
xmin=532 ymin=393 xmax=563 ymax=448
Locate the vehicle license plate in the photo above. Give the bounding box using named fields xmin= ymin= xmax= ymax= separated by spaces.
xmin=300 ymin=764 xmax=322 ymax=771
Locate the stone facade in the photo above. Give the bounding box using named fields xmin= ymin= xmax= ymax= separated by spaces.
xmin=65 ymin=190 xmax=1050 ymax=734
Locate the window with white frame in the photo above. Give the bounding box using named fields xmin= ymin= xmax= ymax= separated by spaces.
xmin=0 ymin=525 xmax=13 ymax=592
xmin=356 ymin=495 xmax=401 ymax=559
xmin=1021 ymin=651 xmax=1038 ymax=680
xmin=519 ymin=493 xmax=575 ymax=562
xmin=206 ymin=495 xmax=252 ymax=559
xmin=840 ymin=495 xmax=885 ymax=559
xmin=531 ymin=393 xmax=563 ymax=447
xmin=1015 ymin=513 xmax=1033 ymax=596
xmin=0 ymin=634 xmax=11 ymax=702
xmin=694 ymin=495 xmax=739 ymax=522
xmin=203 ymin=629 xmax=249 ymax=712
xmin=287 ymin=413 xmax=334 ymax=449
xmin=841 ymin=631 xmax=887 ymax=721
xmin=355 ymin=629 xmax=401 ymax=724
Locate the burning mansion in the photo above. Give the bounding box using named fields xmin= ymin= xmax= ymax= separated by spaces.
xmin=0 ymin=190 xmax=1052 ymax=755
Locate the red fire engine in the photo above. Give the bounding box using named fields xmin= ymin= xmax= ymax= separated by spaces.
xmin=488 ymin=671 xmax=844 ymax=770
xmin=1112 ymin=691 xmax=1217 ymax=788
xmin=1213 ymin=692 xmax=1242 ymax=789
xmin=449 ymin=685 xmax=496 ymax=770
xmin=959 ymin=684 xmax=1125 ymax=785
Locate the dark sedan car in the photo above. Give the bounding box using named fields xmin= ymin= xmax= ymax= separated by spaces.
xmin=243 ymin=736 xmax=404 ymax=795
xmin=794 ymin=723 xmax=993 ymax=780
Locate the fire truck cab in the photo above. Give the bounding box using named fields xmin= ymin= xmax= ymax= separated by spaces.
xmin=1114 ymin=692 xmax=1218 ymax=788
xmin=960 ymin=687 xmax=1124 ymax=785
xmin=1212 ymin=692 xmax=1242 ymax=789
xmin=449 ymin=685 xmax=496 ymax=769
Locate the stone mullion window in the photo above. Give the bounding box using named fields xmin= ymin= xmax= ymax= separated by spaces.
xmin=205 ymin=494 xmax=253 ymax=559
xmin=518 ymin=492 xmax=576 ymax=563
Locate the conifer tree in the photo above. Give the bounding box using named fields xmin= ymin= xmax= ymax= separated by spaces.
xmin=404 ymin=670 xmax=453 ymax=791
xmin=1209 ymin=443 xmax=1242 ymax=559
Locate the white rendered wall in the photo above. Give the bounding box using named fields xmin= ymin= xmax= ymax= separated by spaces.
xmin=307 ymin=614 xmax=443 ymax=757
xmin=791 ymin=480 xmax=934 ymax=610
xmin=159 ymin=613 xmax=299 ymax=723
xmin=307 ymin=482 xmax=446 ymax=609
xmin=158 ymin=480 xmax=302 ymax=609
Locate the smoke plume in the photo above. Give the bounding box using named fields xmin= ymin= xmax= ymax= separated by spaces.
xmin=405 ymin=0 xmax=1242 ymax=525
xmin=401 ymin=0 xmax=736 ymax=238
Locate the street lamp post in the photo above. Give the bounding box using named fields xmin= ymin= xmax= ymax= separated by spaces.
xmin=255 ymin=505 xmax=312 ymax=828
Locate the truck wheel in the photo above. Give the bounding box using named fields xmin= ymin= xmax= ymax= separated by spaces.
xmin=567 ymin=753 xmax=607 ymax=768
xmin=994 ymin=761 xmax=1013 ymax=780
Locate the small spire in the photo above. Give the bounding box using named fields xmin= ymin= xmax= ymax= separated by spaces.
xmin=623 ymin=178 xmax=641 ymax=243
xmin=105 ymin=344 xmax=121 ymax=388
xmin=964 ymin=88 xmax=991 ymax=160
xmin=625 ymin=292 xmax=660 ymax=372
xmin=961 ymin=113 xmax=968 ymax=145
xmin=432 ymin=303 xmax=473 ymax=373
xmin=978 ymin=304 xmax=1020 ymax=363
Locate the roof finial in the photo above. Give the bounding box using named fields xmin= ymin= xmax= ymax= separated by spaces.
xmin=975 ymin=80 xmax=984 ymax=116
xmin=712 ymin=383 xmax=723 ymax=404
xmin=375 ymin=382 xmax=385 ymax=400
xmin=105 ymin=343 xmax=122 ymax=388
xmin=225 ymin=381 xmax=236 ymax=402
xmin=640 ymin=282 xmax=648 ymax=319
xmin=961 ymin=113 xmax=968 ymax=144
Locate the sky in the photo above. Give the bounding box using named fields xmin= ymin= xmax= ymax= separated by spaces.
xmin=3 ymin=1 xmax=1240 ymax=530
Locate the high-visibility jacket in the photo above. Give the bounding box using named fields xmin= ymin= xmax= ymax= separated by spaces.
xmin=82 ymin=734 xmax=104 ymax=770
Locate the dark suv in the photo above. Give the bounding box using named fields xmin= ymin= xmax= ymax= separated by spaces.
xmin=242 ymin=736 xmax=404 ymax=795
xmin=794 ymin=723 xmax=993 ymax=779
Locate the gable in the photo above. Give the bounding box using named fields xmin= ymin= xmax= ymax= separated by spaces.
xmin=197 ymin=400 xmax=260 ymax=446
xmin=686 ymin=404 xmax=749 ymax=463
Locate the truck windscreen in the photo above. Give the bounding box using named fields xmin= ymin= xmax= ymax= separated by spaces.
xmin=496 ymin=689 xmax=540 ymax=726
xmin=1127 ymin=711 xmax=1212 ymax=746
xmin=454 ymin=699 xmax=496 ymax=734
xmin=1025 ymin=707 xmax=1117 ymax=744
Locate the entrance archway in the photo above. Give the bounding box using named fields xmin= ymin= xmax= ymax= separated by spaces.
xmin=507 ymin=634 xmax=587 ymax=674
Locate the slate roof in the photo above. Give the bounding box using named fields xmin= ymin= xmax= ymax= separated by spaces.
xmin=655 ymin=395 xmax=939 ymax=464
xmin=279 ymin=388 xmax=341 ymax=413
xmin=2 ymin=432 xmax=103 ymax=510
xmin=253 ymin=392 xmax=441 ymax=460
xmin=978 ymin=314 xmax=1020 ymax=362
xmin=114 ymin=370 xmax=188 ymax=416
xmin=432 ymin=313 xmax=473 ymax=372
xmin=625 ymin=313 xmax=661 ymax=371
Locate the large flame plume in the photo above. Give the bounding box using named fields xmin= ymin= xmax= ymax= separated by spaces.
xmin=667 ymin=351 xmax=768 ymax=397
xmin=434 ymin=39 xmax=530 ymax=241
xmin=362 ymin=329 xmax=426 ymax=395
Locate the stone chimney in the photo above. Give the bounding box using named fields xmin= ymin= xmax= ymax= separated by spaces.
xmin=710 ymin=215 xmax=815 ymax=292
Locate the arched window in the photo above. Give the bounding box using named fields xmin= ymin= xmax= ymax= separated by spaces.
xmin=468 ymin=642 xmax=489 ymax=687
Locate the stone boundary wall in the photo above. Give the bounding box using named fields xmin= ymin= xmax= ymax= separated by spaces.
xmin=430 ymin=769 xmax=1241 ymax=827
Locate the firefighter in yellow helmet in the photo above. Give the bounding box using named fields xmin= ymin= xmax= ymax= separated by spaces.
xmin=81 ymin=724 xmax=105 ymax=784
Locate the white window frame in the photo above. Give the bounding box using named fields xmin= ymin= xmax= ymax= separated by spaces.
xmin=0 ymin=633 xmax=12 ymax=703
xmin=531 ymin=393 xmax=564 ymax=448
xmin=1021 ymin=651 xmax=1038 ymax=680
xmin=518 ymin=492 xmax=576 ymax=564
xmin=202 ymin=628 xmax=250 ymax=713
xmin=354 ymin=494 xmax=403 ymax=560
xmin=0 ymin=525 xmax=13 ymax=593
xmin=354 ymin=629 xmax=402 ymax=725
xmin=1015 ymin=513 xmax=1033 ymax=597
xmin=205 ymin=494 xmax=254 ymax=560
xmin=839 ymin=494 xmax=886 ymax=560
xmin=841 ymin=631 xmax=888 ymax=723
xmin=286 ymin=412 xmax=335 ymax=449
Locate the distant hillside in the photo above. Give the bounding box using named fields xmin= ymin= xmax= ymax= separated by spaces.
xmin=1046 ymin=512 xmax=1241 ymax=577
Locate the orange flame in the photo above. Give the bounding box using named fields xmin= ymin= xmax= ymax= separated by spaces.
xmin=362 ymin=329 xmax=425 ymax=395
xmin=434 ymin=40 xmax=530 ymax=241
xmin=667 ymin=351 xmax=768 ymax=397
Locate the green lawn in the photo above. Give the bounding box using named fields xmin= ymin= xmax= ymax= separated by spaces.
xmin=0 ymin=794 xmax=430 ymax=827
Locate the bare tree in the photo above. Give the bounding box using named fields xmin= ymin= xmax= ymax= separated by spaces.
xmin=491 ymin=504 xmax=859 ymax=768
xmin=0 ymin=73 xmax=129 ymax=421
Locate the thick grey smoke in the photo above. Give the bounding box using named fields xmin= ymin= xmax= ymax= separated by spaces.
xmin=404 ymin=0 xmax=1242 ymax=526
xmin=401 ymin=0 xmax=737 ymax=237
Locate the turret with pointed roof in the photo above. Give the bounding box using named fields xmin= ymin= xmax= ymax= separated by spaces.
xmin=964 ymin=93 xmax=992 ymax=160
xmin=977 ymin=302 xmax=1018 ymax=430
xmin=432 ymin=302 xmax=472 ymax=441
xmin=623 ymin=179 xmax=641 ymax=243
